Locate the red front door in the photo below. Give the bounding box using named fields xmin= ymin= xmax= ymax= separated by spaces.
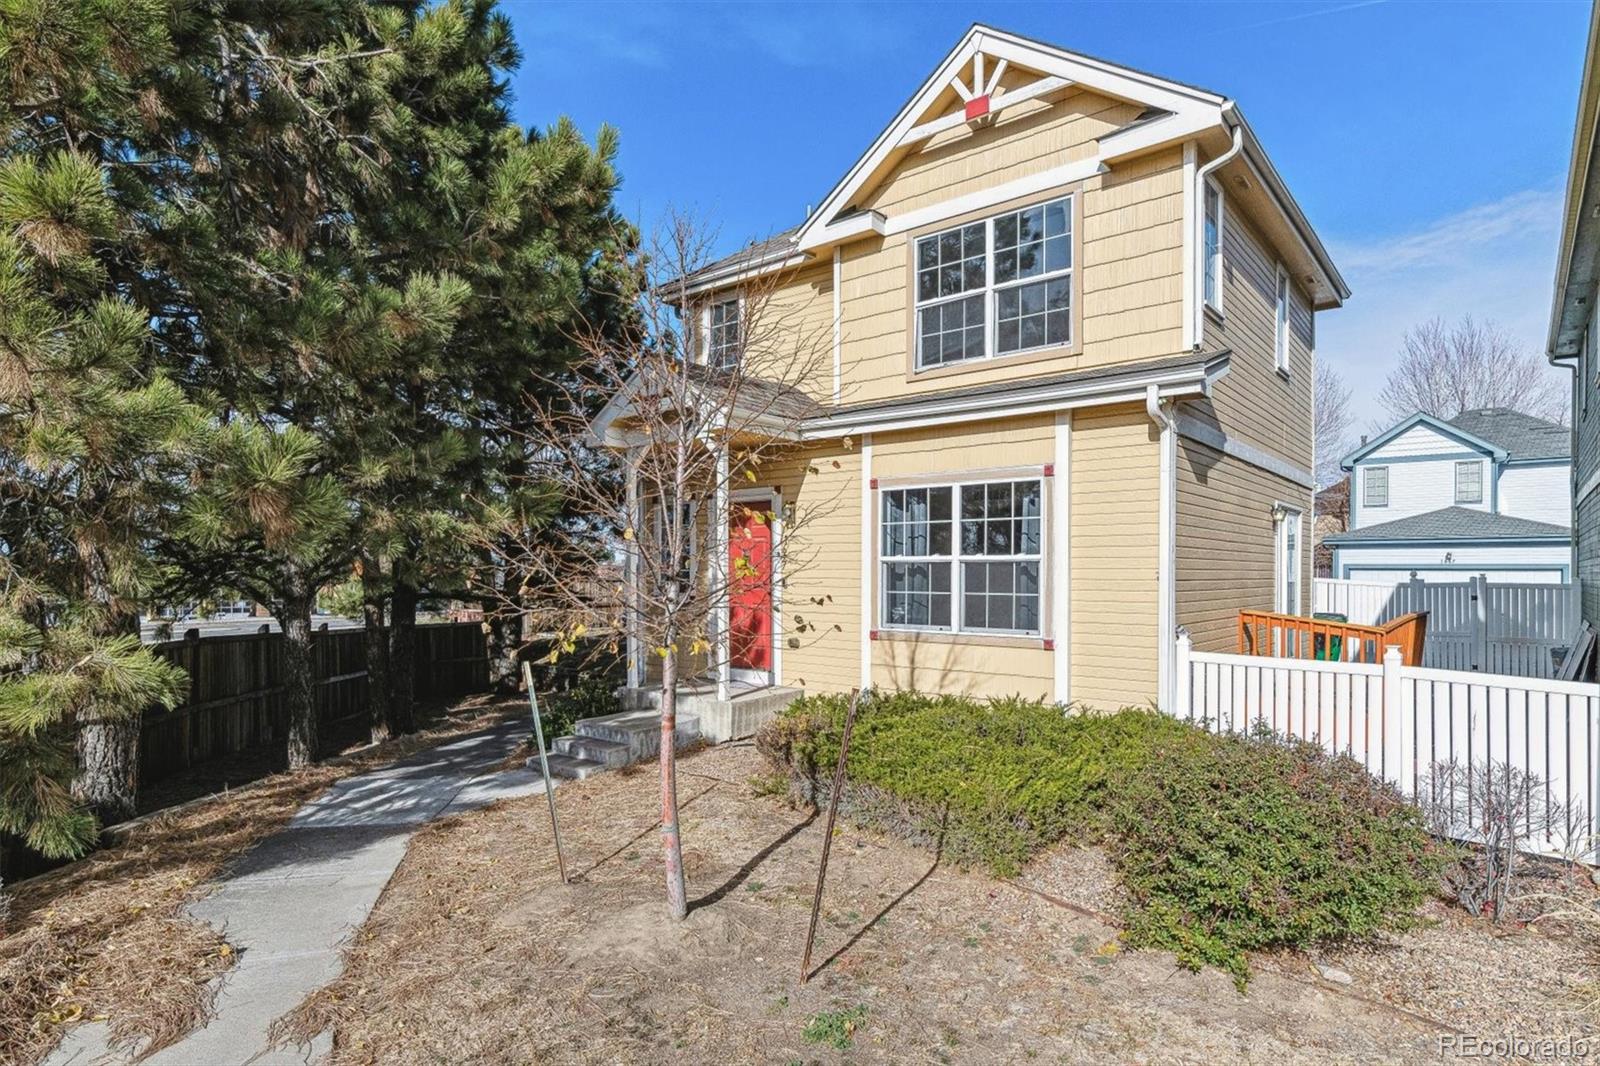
xmin=729 ymin=500 xmax=773 ymax=673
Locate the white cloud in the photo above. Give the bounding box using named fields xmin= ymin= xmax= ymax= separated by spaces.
xmin=1318 ymin=185 xmax=1568 ymax=432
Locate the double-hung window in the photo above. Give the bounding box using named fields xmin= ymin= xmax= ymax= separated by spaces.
xmin=1203 ymin=181 xmax=1223 ymax=312
xmin=1276 ymin=508 xmax=1303 ymax=615
xmin=708 ymin=299 xmax=740 ymax=368
xmin=1273 ymin=266 xmax=1291 ymax=374
xmin=880 ymin=479 xmax=1043 ymax=635
xmin=914 ymin=195 xmax=1073 ymax=371
xmin=1363 ymin=465 xmax=1389 ymax=508
xmin=1454 ymin=461 xmax=1483 ymax=505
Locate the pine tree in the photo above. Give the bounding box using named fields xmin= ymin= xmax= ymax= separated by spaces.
xmin=0 ymin=151 xmax=191 ymax=852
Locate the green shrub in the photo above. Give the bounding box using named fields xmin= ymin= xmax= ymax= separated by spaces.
xmin=757 ymin=691 xmax=1442 ymax=983
xmin=1110 ymin=724 xmax=1443 ymax=984
xmin=535 ymin=675 xmax=619 ymax=739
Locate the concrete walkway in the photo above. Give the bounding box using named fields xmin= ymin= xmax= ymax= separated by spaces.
xmin=49 ymin=720 xmax=545 ymax=1066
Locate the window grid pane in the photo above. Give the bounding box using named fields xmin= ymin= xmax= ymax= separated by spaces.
xmin=709 ymin=300 xmax=740 ymax=368
xmin=1364 ymin=466 xmax=1389 ymax=508
xmin=1203 ymin=184 xmax=1221 ymax=308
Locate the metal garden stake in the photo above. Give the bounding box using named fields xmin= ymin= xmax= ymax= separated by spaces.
xmin=523 ymin=661 xmax=568 ymax=884
xmin=800 ymin=687 xmax=863 ymax=984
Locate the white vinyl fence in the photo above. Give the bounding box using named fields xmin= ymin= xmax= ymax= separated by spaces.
xmin=1174 ymin=633 xmax=1600 ymax=861
xmin=1312 ymin=575 xmax=1582 ymax=679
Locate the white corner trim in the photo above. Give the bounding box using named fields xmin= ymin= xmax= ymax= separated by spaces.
xmin=859 ymin=435 xmax=874 ymax=690
xmin=1052 ymin=411 xmax=1072 ymax=704
xmin=1181 ymin=141 xmax=1196 ymax=352
xmin=831 ymin=248 xmax=842 ymax=404
xmin=1174 ymin=413 xmax=1315 ymax=489
xmin=1147 ymin=389 xmax=1175 ymax=713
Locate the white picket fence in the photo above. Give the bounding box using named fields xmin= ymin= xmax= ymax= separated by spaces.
xmin=1174 ymin=632 xmax=1600 ymax=861
xmin=1312 ymin=576 xmax=1582 ymax=679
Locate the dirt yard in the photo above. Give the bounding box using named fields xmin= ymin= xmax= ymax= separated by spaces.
xmin=0 ymin=695 xmax=528 ymax=1066
xmin=286 ymin=742 xmax=1600 ymax=1065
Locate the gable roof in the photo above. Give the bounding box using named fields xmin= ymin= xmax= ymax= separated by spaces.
xmin=1323 ymin=506 xmax=1570 ymax=545
xmin=684 ymin=24 xmax=1346 ymax=306
xmin=1338 ymin=412 xmax=1507 ymax=470
xmin=1446 ymin=408 xmax=1570 ymax=462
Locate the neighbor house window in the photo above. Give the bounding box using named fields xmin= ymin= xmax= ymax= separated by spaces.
xmin=915 ymin=195 xmax=1073 ymax=371
xmin=1203 ymin=181 xmax=1223 ymax=311
xmin=1455 ymin=461 xmax=1483 ymax=505
xmin=708 ymin=299 xmax=740 ymax=368
xmin=1273 ymin=266 xmax=1290 ymax=374
xmin=1276 ymin=509 xmax=1303 ymax=615
xmin=1364 ymin=465 xmax=1389 ymax=508
xmin=880 ymin=479 xmax=1043 ymax=635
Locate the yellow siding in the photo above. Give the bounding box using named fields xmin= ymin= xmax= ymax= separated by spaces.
xmin=870 ymin=417 xmax=1055 ymax=701
xmin=1196 ymin=198 xmax=1316 ymax=470
xmin=1175 ymin=439 xmax=1313 ymax=652
xmin=1069 ymin=404 xmax=1159 ymax=708
xmin=837 ymin=143 xmax=1186 ymax=406
xmin=742 ymin=259 xmax=836 ymax=403
xmin=765 ymin=441 xmax=861 ymax=694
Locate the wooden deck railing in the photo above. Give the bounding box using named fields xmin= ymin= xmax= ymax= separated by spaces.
xmin=1236 ymin=609 xmax=1429 ymax=666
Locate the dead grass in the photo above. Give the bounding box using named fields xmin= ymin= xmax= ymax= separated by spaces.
xmin=0 ymin=695 xmax=524 ymax=1066
xmin=277 ymin=743 xmax=1600 ymax=1064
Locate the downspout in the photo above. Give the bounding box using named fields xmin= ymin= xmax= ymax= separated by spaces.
xmin=1147 ymin=384 xmax=1177 ymax=711
xmin=1192 ymin=113 xmax=1244 ymax=348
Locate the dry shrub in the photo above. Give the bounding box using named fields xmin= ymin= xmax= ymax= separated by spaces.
xmin=0 ymin=696 xmax=520 ymax=1064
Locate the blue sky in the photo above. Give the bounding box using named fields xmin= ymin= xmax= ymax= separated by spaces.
xmin=508 ymin=0 xmax=1590 ymax=428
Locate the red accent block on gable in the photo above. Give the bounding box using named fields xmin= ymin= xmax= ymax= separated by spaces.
xmin=965 ymin=95 xmax=990 ymax=121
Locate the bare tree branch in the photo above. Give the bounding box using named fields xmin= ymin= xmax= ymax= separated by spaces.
xmin=1377 ymin=315 xmax=1567 ymax=427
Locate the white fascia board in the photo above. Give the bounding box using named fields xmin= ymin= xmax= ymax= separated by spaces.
xmin=1099 ymin=109 xmax=1222 ymax=164
xmin=802 ymin=360 xmax=1224 ymax=440
xmin=681 ymin=250 xmax=810 ymax=297
xmin=794 ymin=24 xmax=1227 ymax=254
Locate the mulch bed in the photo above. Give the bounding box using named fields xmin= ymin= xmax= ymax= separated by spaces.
xmin=279 ymin=743 xmax=1600 ymax=1064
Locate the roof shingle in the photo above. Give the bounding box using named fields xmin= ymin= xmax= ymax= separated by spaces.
xmin=1445 ymin=408 xmax=1570 ymax=461
xmin=1324 ymin=506 xmax=1569 ymax=544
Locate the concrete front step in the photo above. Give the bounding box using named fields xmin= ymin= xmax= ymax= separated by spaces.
xmin=621 ymin=684 xmax=803 ymax=743
xmin=551 ymin=733 xmax=632 ymax=767
xmin=526 ymin=751 xmax=607 ymax=780
xmin=573 ymin=708 xmax=701 ymax=762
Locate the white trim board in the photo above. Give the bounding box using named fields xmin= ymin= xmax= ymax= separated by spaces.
xmin=1175 ymin=414 xmax=1314 ymax=489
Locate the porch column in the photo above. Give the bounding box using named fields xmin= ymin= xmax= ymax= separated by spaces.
xmin=712 ymin=442 xmax=731 ymax=701
xmin=625 ymin=447 xmax=645 ymax=690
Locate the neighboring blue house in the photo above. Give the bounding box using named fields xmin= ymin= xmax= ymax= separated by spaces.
xmin=1324 ymin=408 xmax=1572 ymax=584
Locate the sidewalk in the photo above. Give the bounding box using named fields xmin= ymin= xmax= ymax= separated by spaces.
xmin=48 ymin=720 xmax=546 ymax=1066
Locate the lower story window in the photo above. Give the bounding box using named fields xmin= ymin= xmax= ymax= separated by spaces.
xmin=1276 ymin=507 xmax=1302 ymax=615
xmin=880 ymin=478 xmax=1043 ymax=635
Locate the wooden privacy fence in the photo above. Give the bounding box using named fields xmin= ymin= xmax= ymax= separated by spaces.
xmin=138 ymin=622 xmax=488 ymax=783
xmin=1175 ymin=631 xmax=1600 ymax=862
xmin=1313 ymin=576 xmax=1582 ymax=679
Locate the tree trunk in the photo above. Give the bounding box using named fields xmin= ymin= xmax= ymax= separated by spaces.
xmin=659 ymin=650 xmax=687 ymax=920
xmin=486 ymin=547 xmax=523 ymax=695
xmin=389 ymin=575 xmax=418 ymax=735
xmin=72 ymin=544 xmax=141 ymax=823
xmin=281 ymin=588 xmax=318 ymax=770
xmin=361 ymin=562 xmax=391 ymax=745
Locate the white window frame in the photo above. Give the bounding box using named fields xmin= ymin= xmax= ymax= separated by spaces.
xmin=707 ymin=297 xmax=741 ymax=369
xmin=1273 ymin=264 xmax=1291 ymax=376
xmin=1454 ymin=460 xmax=1483 ymax=505
xmin=1363 ymin=465 xmax=1389 ymax=508
xmin=913 ymin=194 xmax=1074 ymax=372
xmin=1275 ymin=508 xmax=1303 ymax=615
xmin=1202 ymin=178 xmax=1224 ymax=314
xmin=878 ymin=476 xmax=1046 ymax=637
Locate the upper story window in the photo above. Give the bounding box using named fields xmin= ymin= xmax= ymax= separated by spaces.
xmin=880 ymin=479 xmax=1043 ymax=635
xmin=1273 ymin=266 xmax=1290 ymax=375
xmin=914 ymin=195 xmax=1073 ymax=371
xmin=1454 ymin=461 xmax=1483 ymax=505
xmin=1203 ymin=181 xmax=1223 ymax=312
xmin=1363 ymin=465 xmax=1389 ymax=508
xmin=708 ymin=298 xmax=740 ymax=368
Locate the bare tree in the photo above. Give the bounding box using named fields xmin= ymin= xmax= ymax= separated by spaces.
xmin=480 ymin=214 xmax=843 ymax=919
xmin=1378 ymin=316 xmax=1567 ymax=425
xmin=1314 ymin=362 xmax=1353 ymax=488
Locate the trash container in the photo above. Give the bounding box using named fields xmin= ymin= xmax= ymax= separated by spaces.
xmin=1312 ymin=612 xmax=1347 ymax=661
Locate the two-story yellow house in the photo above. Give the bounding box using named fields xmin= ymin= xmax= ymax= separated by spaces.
xmin=596 ymin=25 xmax=1345 ymax=723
